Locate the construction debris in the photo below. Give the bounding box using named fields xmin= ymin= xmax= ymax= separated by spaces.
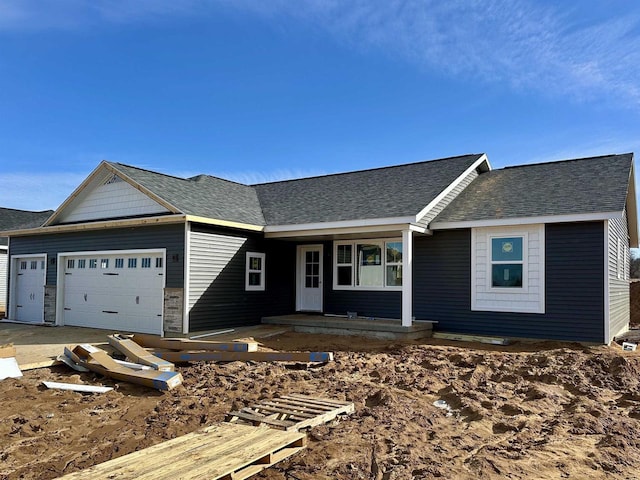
xmin=433 ymin=331 xmax=511 ymax=345
xmin=0 ymin=344 xmax=23 ymax=381
xmin=69 ymin=344 xmax=183 ymax=391
xmin=42 ymin=381 xmax=113 ymax=394
xmin=152 ymin=350 xmax=334 ymax=363
xmin=226 ymin=394 xmax=355 ymax=431
xmin=132 ymin=333 xmax=259 ymax=352
xmin=108 ymin=334 xmax=175 ymax=371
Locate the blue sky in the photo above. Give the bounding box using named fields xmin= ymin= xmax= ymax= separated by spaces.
xmin=1 ymin=0 xmax=640 ymax=211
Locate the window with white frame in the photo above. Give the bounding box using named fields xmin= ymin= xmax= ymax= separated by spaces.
xmin=490 ymin=236 xmax=524 ymax=288
xmin=334 ymin=239 xmax=403 ymax=289
xmin=245 ymin=252 xmax=265 ymax=291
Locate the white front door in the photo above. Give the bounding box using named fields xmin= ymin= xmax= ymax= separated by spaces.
xmin=12 ymin=256 xmax=46 ymax=323
xmin=297 ymin=245 xmax=323 ymax=312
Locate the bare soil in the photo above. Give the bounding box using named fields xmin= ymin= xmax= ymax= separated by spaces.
xmin=3 ymin=333 xmax=640 ymax=480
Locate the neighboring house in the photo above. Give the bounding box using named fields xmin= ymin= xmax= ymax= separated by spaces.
xmin=0 ymin=207 xmax=54 ymax=316
xmin=1 ymin=153 xmax=636 ymax=343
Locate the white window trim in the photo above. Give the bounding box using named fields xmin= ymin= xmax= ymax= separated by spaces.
xmin=471 ymin=225 xmax=545 ymax=314
xmin=333 ymin=238 xmax=403 ymax=291
xmin=488 ymin=232 xmax=529 ymax=292
xmin=245 ymin=252 xmax=266 ymax=291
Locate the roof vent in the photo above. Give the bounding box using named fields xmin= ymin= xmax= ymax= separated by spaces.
xmin=104 ymin=174 xmax=123 ymax=185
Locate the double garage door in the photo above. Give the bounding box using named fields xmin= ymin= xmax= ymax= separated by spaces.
xmin=62 ymin=251 xmax=165 ymax=334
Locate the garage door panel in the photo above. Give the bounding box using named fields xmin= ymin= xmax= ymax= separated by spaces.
xmin=62 ymin=251 xmax=164 ymax=334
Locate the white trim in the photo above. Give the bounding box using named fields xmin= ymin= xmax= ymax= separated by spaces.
xmin=265 ymin=216 xmax=416 ymax=234
xmin=487 ymin=232 xmax=528 ymax=292
xmin=415 ymin=154 xmax=490 ymax=222
xmin=9 ymin=253 xmax=47 ymax=323
xmin=604 ymin=220 xmax=611 ymax=344
xmin=183 ymin=222 xmax=191 ymax=335
xmin=471 ymin=225 xmax=545 ymax=314
xmin=55 ymin=248 xmax=166 ymax=330
xmin=401 ymin=229 xmax=413 ymax=327
xmin=0 ymin=246 xmax=8 ymax=251
xmin=245 ymin=252 xmax=266 ymax=291
xmin=296 ymin=244 xmax=324 ymax=312
xmin=266 ymin=223 xmax=418 ymax=239
xmin=332 ymin=237 xmax=403 ymax=291
xmin=431 ymin=211 xmax=623 ymax=230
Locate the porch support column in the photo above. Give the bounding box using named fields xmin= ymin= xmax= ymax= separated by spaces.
xmin=402 ymin=229 xmax=413 ymax=327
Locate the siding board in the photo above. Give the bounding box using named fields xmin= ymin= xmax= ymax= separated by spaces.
xmin=609 ymin=209 xmax=631 ymax=339
xmin=187 ymin=225 xmax=294 ymax=332
xmin=413 ymin=222 xmax=605 ymax=342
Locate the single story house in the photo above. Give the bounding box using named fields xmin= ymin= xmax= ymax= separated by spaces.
xmin=2 ymin=153 xmax=636 ymax=343
xmin=0 ymin=207 xmax=54 ymax=315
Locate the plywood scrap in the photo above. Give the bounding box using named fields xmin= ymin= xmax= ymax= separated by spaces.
xmin=108 ymin=334 xmax=175 ymax=371
xmin=132 ymin=333 xmax=259 ymax=352
xmin=152 ymin=350 xmax=334 ymax=364
xmin=43 ymin=381 xmax=113 ymax=393
xmin=227 ymin=394 xmax=355 ymax=431
xmin=57 ymin=422 xmax=306 ymax=480
xmin=72 ymin=344 xmax=183 ymax=391
xmin=0 ymin=343 xmax=17 ymax=359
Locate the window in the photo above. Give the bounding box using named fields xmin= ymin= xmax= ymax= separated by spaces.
xmin=245 ymin=252 xmax=265 ymax=291
xmin=30 ymin=261 xmax=38 ymax=270
xmin=141 ymin=257 xmax=152 ymax=268
xmin=20 ymin=261 xmax=27 ymax=270
xmin=334 ymin=239 xmax=403 ymax=289
xmin=155 ymin=257 xmax=163 ymax=269
xmin=78 ymin=259 xmax=86 ymax=269
xmin=490 ymin=236 xmax=523 ymax=288
xmin=128 ymin=258 xmax=137 ymax=269
xmin=100 ymin=258 xmax=109 ymax=269
xmin=89 ymin=259 xmax=97 ymax=269
xmin=115 ymin=258 xmax=124 ymax=269
xmin=67 ymin=259 xmax=75 ymax=269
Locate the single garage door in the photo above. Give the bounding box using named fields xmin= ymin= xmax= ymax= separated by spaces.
xmin=62 ymin=251 xmax=165 ymax=334
xmin=12 ymin=255 xmax=46 ymax=323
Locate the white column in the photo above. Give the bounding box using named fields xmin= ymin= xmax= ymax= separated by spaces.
xmin=402 ymin=229 xmax=413 ymax=327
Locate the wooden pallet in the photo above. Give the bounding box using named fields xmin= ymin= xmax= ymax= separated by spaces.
xmin=226 ymin=394 xmax=355 ymax=431
xmin=57 ymin=423 xmax=306 ymax=480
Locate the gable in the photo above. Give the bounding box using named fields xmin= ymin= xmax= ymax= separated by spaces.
xmin=55 ymin=173 xmax=170 ymax=224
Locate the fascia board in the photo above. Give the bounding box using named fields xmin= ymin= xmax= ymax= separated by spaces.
xmin=627 ymin=161 xmax=639 ymax=248
xmin=415 ymin=154 xmax=490 ymax=222
xmin=1 ymin=214 xmax=187 ymax=236
xmin=431 ymin=212 xmax=622 ymax=230
xmin=264 ymin=216 xmax=416 ymax=234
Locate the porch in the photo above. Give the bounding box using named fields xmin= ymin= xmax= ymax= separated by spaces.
xmin=262 ymin=314 xmax=435 ymax=340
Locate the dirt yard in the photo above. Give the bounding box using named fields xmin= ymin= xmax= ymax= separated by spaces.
xmin=3 ymin=333 xmax=640 ymax=480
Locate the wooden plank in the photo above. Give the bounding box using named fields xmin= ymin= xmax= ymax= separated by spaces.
xmin=0 ymin=343 xmax=16 ymax=359
xmin=432 ymin=331 xmax=511 ymax=345
xmin=57 ymin=423 xmax=305 ymax=480
xmin=108 ymin=335 xmax=175 ymax=371
xmin=42 ymin=381 xmax=112 ymax=393
xmin=132 ymin=334 xmax=259 ymax=353
xmin=72 ymin=345 xmax=183 ymax=391
xmin=249 ymin=405 xmax=316 ymax=419
xmin=282 ymin=394 xmax=354 ymax=408
xmin=259 ymin=400 xmax=329 ymax=414
xmin=225 ymin=411 xmax=297 ymax=430
xmin=153 ymin=350 xmax=334 ymax=363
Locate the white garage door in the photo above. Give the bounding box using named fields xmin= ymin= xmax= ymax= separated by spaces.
xmin=62 ymin=251 xmax=165 ymax=334
xmin=12 ymin=256 xmax=46 ymax=323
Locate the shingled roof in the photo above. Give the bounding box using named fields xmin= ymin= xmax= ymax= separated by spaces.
xmin=254 ymin=154 xmax=484 ymax=225
xmin=109 ymin=163 xmax=266 ymax=226
xmin=431 ymin=153 xmax=634 ymax=226
xmin=0 ymin=207 xmax=53 ymax=245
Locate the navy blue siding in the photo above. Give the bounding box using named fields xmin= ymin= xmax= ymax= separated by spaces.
xmin=413 ymin=222 xmax=605 ymax=342
xmin=322 ymin=241 xmax=402 ymax=318
xmin=187 ymin=225 xmax=295 ymax=331
xmin=8 ymin=224 xmax=185 ymax=287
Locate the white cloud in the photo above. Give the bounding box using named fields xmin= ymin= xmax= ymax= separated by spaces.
xmin=0 ymin=172 xmax=88 ymax=211
xmin=2 ymin=1 xmax=640 ymax=107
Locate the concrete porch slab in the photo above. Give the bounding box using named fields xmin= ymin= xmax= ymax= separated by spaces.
xmin=262 ymin=314 xmax=434 ymax=340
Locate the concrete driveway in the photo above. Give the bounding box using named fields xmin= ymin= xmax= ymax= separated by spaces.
xmin=0 ymin=322 xmax=118 ymax=369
